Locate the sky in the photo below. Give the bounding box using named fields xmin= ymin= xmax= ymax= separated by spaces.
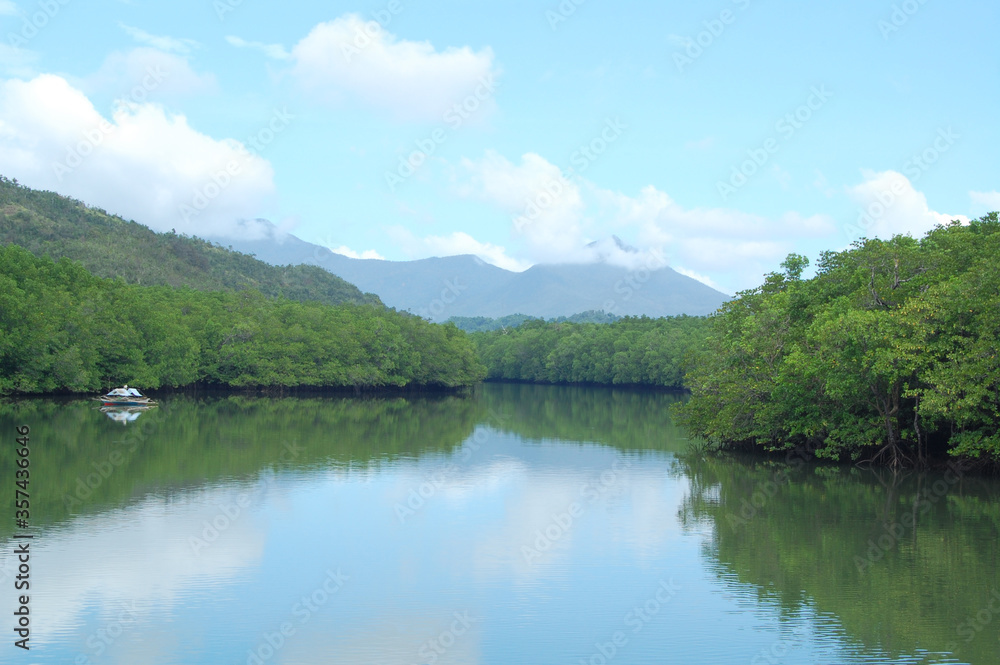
xmin=1 ymin=0 xmax=997 ymax=294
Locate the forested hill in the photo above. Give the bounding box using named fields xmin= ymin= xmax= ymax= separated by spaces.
xmin=447 ymin=310 xmax=621 ymax=332
xmin=0 ymin=176 xmax=380 ymax=307
xmin=678 ymin=214 xmax=1000 ymax=467
xmin=471 ymin=316 xmax=708 ymax=388
xmin=0 ymin=244 xmax=486 ymax=393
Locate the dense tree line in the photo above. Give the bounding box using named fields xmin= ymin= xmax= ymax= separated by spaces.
xmin=0 ymin=245 xmax=485 ymax=393
xmin=447 ymin=310 xmax=620 ymax=332
xmin=0 ymin=175 xmax=379 ymax=307
xmin=470 ymin=316 xmax=709 ymax=388
xmin=677 ymin=215 xmax=1000 ymax=465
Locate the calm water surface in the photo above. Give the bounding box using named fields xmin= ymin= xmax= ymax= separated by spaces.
xmin=0 ymin=384 xmax=997 ymax=664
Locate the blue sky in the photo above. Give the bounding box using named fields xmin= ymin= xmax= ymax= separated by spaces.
xmin=1 ymin=0 xmax=997 ymax=292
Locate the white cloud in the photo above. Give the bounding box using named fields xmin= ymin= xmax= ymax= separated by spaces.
xmin=225 ymin=35 xmax=291 ymax=60
xmin=450 ymin=151 xmax=837 ymax=292
xmin=458 ymin=150 xmax=592 ymax=264
xmin=0 ymin=74 xmax=275 ymax=238
xmin=673 ymin=266 xmax=724 ymax=291
xmin=970 ymin=190 xmax=1000 ymax=212
xmin=389 ymin=227 xmax=530 ymax=272
xmin=119 ymin=23 xmax=198 ymax=54
xmin=846 ymin=169 xmax=968 ymax=239
xmin=330 ymin=245 xmax=385 ymax=260
xmin=86 ymin=26 xmax=214 ymax=101
xmin=596 ymin=184 xmax=833 ymax=290
xmin=87 ymin=47 xmax=217 ymax=99
xmin=290 ymin=14 xmax=499 ymax=121
xmin=0 ymin=0 xmax=17 ymax=15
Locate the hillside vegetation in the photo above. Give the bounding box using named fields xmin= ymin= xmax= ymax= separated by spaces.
xmin=0 ymin=175 xmax=380 ymax=307
xmin=471 ymin=316 xmax=709 ymax=388
xmin=0 ymin=244 xmax=484 ymax=393
xmin=447 ymin=310 xmax=620 ymax=332
xmin=676 ymin=215 xmax=1000 ymax=465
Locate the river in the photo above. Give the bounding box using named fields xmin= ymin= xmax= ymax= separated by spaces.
xmin=0 ymin=384 xmax=997 ymax=664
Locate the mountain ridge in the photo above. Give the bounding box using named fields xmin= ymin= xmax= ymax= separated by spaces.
xmin=215 ymin=221 xmax=732 ymax=321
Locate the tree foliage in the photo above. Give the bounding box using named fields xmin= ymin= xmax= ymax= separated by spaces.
xmin=0 ymin=175 xmax=380 ymax=307
xmin=677 ymin=214 xmax=1000 ymax=466
xmin=0 ymin=245 xmax=485 ymax=393
xmin=470 ymin=316 xmax=709 ymax=388
xmin=447 ymin=310 xmax=621 ymax=333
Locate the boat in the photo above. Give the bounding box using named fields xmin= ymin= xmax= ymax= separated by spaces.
xmin=95 ymin=385 xmax=157 ymax=407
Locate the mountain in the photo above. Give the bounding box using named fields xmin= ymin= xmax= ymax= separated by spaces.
xmin=219 ymin=222 xmax=731 ymax=320
xmin=0 ymin=175 xmax=728 ymax=318
xmin=0 ymin=177 xmax=380 ymax=307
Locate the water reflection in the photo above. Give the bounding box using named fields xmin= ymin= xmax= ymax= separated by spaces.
xmin=0 ymin=385 xmax=995 ymax=664
xmin=99 ymin=405 xmax=156 ymax=425
xmin=678 ymin=451 xmax=1000 ymax=665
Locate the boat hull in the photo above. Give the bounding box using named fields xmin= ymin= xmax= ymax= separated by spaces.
xmin=95 ymin=386 xmax=156 ymax=407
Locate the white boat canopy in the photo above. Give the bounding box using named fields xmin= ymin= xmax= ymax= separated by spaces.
xmin=107 ymin=386 xmax=143 ymax=397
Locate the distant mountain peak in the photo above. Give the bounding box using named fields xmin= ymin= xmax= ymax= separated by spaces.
xmin=207 ymin=224 xmax=728 ymax=320
xmin=233 ymin=218 xmax=304 ymax=243
xmin=587 ymin=235 xmax=638 ymax=254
